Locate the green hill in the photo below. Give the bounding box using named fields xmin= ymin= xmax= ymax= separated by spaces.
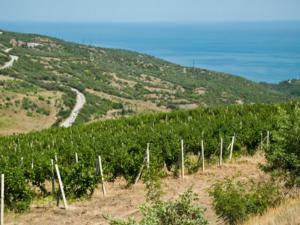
xmin=0 ymin=29 xmax=295 ymax=132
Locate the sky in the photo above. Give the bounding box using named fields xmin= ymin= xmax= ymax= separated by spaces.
xmin=0 ymin=0 xmax=300 ymax=23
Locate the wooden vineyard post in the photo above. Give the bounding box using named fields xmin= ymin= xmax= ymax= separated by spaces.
xmin=134 ymin=157 xmax=146 ymax=184
xmin=75 ymin=153 xmax=78 ymax=163
xmin=219 ymin=137 xmax=223 ymax=167
xmin=201 ymin=140 xmax=205 ymax=172
xmin=134 ymin=143 xmax=150 ymax=184
xmin=55 ymin=164 xmax=68 ymax=209
xmin=98 ymin=156 xmax=107 ymax=196
xmin=260 ymin=132 xmax=263 ymax=150
xmin=51 ymin=159 xmax=55 ymax=197
xmin=146 ymin=143 xmax=150 ymax=169
xmin=229 ymin=135 xmax=235 ymax=161
xmin=181 ymin=140 xmax=184 ymax=179
xmin=267 ymin=131 xmax=270 ymax=148
xmin=1 ymin=174 xmax=4 ymax=225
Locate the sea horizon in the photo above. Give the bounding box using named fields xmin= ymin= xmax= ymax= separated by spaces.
xmin=1 ymin=21 xmax=300 ymax=84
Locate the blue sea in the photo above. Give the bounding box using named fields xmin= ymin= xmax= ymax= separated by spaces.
xmin=0 ymin=22 xmax=300 ymax=83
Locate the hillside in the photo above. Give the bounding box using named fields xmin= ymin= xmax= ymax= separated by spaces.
xmin=0 ymin=101 xmax=299 ymax=224
xmin=0 ymin=29 xmax=295 ymax=135
xmin=261 ymin=79 xmax=300 ymax=97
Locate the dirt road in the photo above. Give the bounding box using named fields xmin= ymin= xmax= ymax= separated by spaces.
xmin=60 ymin=88 xmax=86 ymax=128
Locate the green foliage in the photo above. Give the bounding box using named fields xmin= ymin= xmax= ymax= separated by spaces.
xmin=109 ymin=189 xmax=208 ymax=225
xmin=209 ymin=177 xmax=281 ymax=225
xmin=0 ymin=52 xmax=9 ymax=65
xmin=185 ymin=153 xmax=200 ymax=174
xmin=261 ymin=79 xmax=300 ymax=97
xmin=264 ymin=105 xmax=300 ymax=187
xmin=143 ymin=167 xmax=163 ymax=202
xmin=0 ymin=102 xmax=297 ymax=212
xmin=2 ymin=167 xmax=32 ymax=212
xmin=61 ymin=163 xmax=99 ymax=198
xmin=75 ymin=92 xmax=122 ymax=124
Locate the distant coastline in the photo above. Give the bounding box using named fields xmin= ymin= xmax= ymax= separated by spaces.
xmin=1 ymin=21 xmax=300 ymax=83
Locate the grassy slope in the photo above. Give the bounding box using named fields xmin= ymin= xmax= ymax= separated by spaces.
xmin=0 ymin=29 xmax=295 ymax=127
xmin=261 ymin=79 xmax=300 ymax=97
xmin=244 ymin=196 xmax=300 ymax=225
xmin=0 ymin=75 xmax=62 ymax=135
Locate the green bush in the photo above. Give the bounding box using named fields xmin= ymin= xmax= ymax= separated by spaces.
xmin=4 ymin=167 xmax=32 ymax=212
xmin=109 ymin=189 xmax=208 ymax=225
xmin=209 ymin=177 xmax=281 ymax=225
xmin=61 ymin=163 xmax=99 ymax=198
xmin=264 ymin=106 xmax=300 ymax=187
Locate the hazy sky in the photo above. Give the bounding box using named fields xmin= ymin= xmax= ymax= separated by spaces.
xmin=1 ymin=0 xmax=300 ymax=23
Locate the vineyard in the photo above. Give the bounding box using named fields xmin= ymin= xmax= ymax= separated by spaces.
xmin=0 ymin=102 xmax=299 ymax=213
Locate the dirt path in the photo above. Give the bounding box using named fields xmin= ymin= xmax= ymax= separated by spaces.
xmin=6 ymin=154 xmax=266 ymax=225
xmin=0 ymin=48 xmax=18 ymax=70
xmin=60 ymin=88 xmax=86 ymax=128
xmin=0 ymin=54 xmax=19 ymax=70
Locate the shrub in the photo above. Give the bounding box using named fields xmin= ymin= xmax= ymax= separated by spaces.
xmin=185 ymin=153 xmax=200 ymax=174
xmin=209 ymin=177 xmax=281 ymax=225
xmin=263 ymin=106 xmax=300 ymax=187
xmin=60 ymin=163 xmax=99 ymax=198
xmin=108 ymin=189 xmax=208 ymax=225
xmin=142 ymin=167 xmax=163 ymax=202
xmin=4 ymin=167 xmax=32 ymax=212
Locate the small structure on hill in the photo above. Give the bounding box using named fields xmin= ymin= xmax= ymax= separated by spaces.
xmin=9 ymin=38 xmax=43 ymax=48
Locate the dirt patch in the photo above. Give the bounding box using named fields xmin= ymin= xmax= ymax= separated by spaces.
xmin=235 ymin=99 xmax=244 ymax=105
xmin=177 ymin=103 xmax=199 ymax=110
xmin=6 ymin=154 xmax=267 ymax=225
xmin=0 ymin=90 xmax=62 ymax=136
xmin=194 ymin=87 xmax=206 ymax=95
xmin=105 ymin=72 xmax=137 ymax=90
xmin=0 ymin=75 xmax=16 ymax=81
xmin=144 ymin=86 xmax=176 ymax=94
xmin=87 ymin=89 xmax=169 ymax=113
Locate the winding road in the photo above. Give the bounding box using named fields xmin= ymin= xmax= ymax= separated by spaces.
xmin=1 ymin=44 xmax=85 ymax=128
xmin=0 ymin=48 xmax=19 ymax=70
xmin=60 ymin=88 xmax=86 ymax=128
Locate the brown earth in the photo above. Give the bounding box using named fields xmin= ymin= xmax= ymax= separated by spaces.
xmin=0 ymin=86 xmax=62 ymax=136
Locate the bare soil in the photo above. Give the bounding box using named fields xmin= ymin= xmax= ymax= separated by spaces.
xmin=0 ymin=89 xmax=62 ymax=136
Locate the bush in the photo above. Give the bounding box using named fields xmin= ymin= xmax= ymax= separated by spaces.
xmin=61 ymin=163 xmax=99 ymax=198
xmin=4 ymin=167 xmax=32 ymax=212
xmin=209 ymin=177 xmax=281 ymax=225
xmin=108 ymin=189 xmax=208 ymax=225
xmin=264 ymin=106 xmax=300 ymax=187
xmin=185 ymin=153 xmax=200 ymax=174
xmin=142 ymin=167 xmax=163 ymax=202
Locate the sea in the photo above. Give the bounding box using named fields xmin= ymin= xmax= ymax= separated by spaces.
xmin=0 ymin=21 xmax=300 ymax=83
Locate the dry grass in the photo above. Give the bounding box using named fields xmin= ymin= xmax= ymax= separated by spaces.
xmin=6 ymin=153 xmax=267 ymax=225
xmin=243 ymin=196 xmax=300 ymax=225
xmin=87 ymin=88 xmax=169 ymax=113
xmin=0 ymin=90 xmax=62 ymax=136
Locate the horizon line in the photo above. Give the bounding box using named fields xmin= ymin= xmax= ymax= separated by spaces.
xmin=1 ymin=19 xmax=300 ymax=24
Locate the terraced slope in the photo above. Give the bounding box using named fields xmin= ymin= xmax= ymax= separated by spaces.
xmin=0 ymin=29 xmax=294 ymax=134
